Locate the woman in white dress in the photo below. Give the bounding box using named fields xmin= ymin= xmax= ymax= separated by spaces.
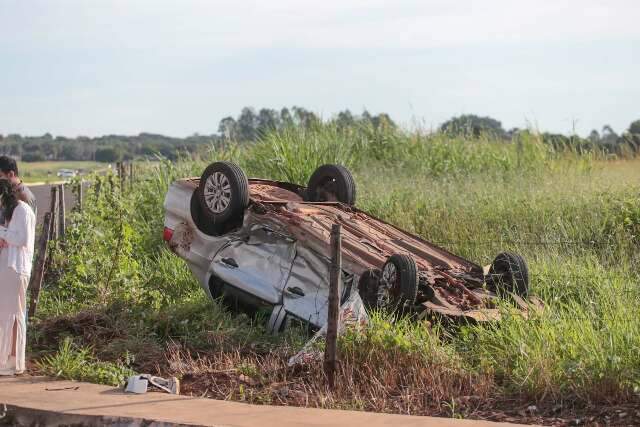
xmin=0 ymin=179 xmax=36 ymax=375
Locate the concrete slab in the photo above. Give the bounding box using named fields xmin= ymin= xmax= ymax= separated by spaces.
xmin=0 ymin=376 xmax=530 ymax=427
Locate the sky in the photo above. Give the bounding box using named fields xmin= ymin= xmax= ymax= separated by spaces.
xmin=1 ymin=0 xmax=639 ymax=137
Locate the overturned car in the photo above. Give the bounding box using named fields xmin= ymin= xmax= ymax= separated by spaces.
xmin=163 ymin=162 xmax=534 ymax=333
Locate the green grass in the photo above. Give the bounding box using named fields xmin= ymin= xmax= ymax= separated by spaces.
xmin=20 ymin=161 xmax=107 ymax=183
xmin=30 ymin=124 xmax=640 ymax=417
xmin=36 ymin=338 xmax=135 ymax=387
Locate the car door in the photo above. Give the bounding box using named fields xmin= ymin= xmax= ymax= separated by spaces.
xmin=210 ymin=224 xmax=296 ymax=305
xmin=281 ymin=245 xmax=332 ymax=328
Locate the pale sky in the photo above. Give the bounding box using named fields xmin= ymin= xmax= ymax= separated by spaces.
xmin=1 ymin=0 xmax=639 ymax=137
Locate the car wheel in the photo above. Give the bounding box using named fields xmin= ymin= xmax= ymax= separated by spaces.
xmin=487 ymin=252 xmax=529 ymax=297
xmin=198 ymin=161 xmax=249 ymax=224
xmin=306 ymin=164 xmax=356 ymax=205
xmin=190 ymin=190 xmax=224 ymax=236
xmin=378 ymin=254 xmax=419 ymax=309
xmin=357 ymin=269 xmax=382 ymax=310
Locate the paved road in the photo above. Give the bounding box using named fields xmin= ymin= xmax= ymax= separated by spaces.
xmin=0 ymin=377 xmax=527 ymax=427
xmin=27 ymin=183 xmax=80 ymax=226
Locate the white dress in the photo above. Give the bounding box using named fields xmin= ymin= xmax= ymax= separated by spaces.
xmin=0 ymin=201 xmax=36 ymax=373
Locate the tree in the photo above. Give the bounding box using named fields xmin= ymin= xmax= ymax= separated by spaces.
xmin=22 ymin=152 xmax=45 ymax=162
xmin=335 ymin=110 xmax=355 ymax=129
xmin=600 ymin=125 xmax=618 ymax=151
xmin=95 ymin=147 xmax=121 ymax=163
xmin=256 ymin=108 xmax=281 ymax=136
xmin=440 ymin=115 xmax=506 ymax=139
xmin=218 ymin=116 xmax=237 ymax=140
xmin=628 ymin=119 xmax=640 ymax=135
xmin=371 ymin=113 xmax=396 ymax=130
xmin=61 ymin=143 xmax=83 ymax=161
xmin=292 ymin=106 xmax=319 ymax=128
xmin=280 ymin=108 xmax=294 ymax=128
xmin=236 ymin=107 xmax=258 ymax=141
xmin=360 ymin=110 xmax=373 ymax=126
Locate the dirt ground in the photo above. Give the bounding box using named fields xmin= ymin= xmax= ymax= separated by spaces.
xmin=178 ymin=372 xmax=640 ymax=426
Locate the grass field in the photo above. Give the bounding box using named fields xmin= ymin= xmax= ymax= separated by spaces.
xmin=20 ymin=161 xmax=107 ymax=183
xmin=30 ymin=126 xmax=640 ymax=424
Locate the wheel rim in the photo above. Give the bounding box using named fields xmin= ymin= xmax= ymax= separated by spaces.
xmin=382 ymin=262 xmax=397 ymax=287
xmin=204 ymin=172 xmax=232 ymax=214
xmin=377 ymin=262 xmax=399 ymax=307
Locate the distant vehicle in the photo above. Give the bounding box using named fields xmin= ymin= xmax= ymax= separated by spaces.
xmin=164 ymin=162 xmax=536 ymax=333
xmin=57 ymin=169 xmax=77 ymax=179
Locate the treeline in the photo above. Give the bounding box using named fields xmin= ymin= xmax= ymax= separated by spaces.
xmin=218 ymin=106 xmax=395 ymax=141
xmin=1 ymin=108 xmax=639 ymax=162
xmin=0 ymin=133 xmax=221 ymax=162
xmin=440 ymin=114 xmax=640 ymax=153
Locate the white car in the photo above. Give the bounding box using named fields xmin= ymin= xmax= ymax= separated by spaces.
xmin=163 ymin=162 xmax=534 ymax=333
xmin=57 ymin=168 xmax=77 ymax=179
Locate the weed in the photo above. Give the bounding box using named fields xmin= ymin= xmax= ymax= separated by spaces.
xmin=36 ymin=338 xmax=135 ymax=387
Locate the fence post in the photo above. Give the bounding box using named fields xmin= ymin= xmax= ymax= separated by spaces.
xmin=58 ymin=183 xmax=66 ymax=239
xmin=324 ymin=223 xmax=342 ymax=389
xmin=77 ymin=180 xmax=83 ymax=212
xmin=118 ymin=161 xmax=125 ymax=189
xmin=95 ymin=178 xmax=102 ymax=200
xmin=129 ymin=162 xmax=134 ymax=190
xmin=49 ymin=186 xmax=59 ymax=241
xmin=28 ymin=212 xmax=52 ymax=319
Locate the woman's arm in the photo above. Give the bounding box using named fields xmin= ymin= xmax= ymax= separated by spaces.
xmin=0 ymin=204 xmax=32 ymax=247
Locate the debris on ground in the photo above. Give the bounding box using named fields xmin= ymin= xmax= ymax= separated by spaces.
xmin=125 ymin=375 xmax=180 ymax=395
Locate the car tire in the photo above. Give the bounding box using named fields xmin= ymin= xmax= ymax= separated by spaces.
xmin=358 ymin=269 xmax=382 ymax=310
xmin=190 ymin=190 xmax=224 ymax=236
xmin=306 ymin=164 xmax=356 ymax=205
xmin=487 ymin=252 xmax=529 ymax=297
xmin=198 ymin=161 xmax=249 ymax=224
xmin=378 ymin=254 xmax=419 ymax=309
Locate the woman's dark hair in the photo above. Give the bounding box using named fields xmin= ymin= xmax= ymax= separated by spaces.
xmin=0 ymin=156 xmax=19 ymax=176
xmin=0 ymin=179 xmax=18 ymax=222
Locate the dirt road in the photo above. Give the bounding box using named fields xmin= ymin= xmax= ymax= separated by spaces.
xmin=27 ymin=183 xmax=80 ymax=226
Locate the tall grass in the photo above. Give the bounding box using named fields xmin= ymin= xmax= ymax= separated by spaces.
xmin=243 ymin=123 xmax=360 ymax=184
xmin=462 ymin=270 xmax=640 ymax=403
xmin=243 ymin=124 xmax=554 ymax=184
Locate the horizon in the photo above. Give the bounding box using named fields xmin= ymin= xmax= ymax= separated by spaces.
xmin=1 ymin=0 xmax=639 ymax=138
xmin=0 ymin=109 xmax=629 ymax=140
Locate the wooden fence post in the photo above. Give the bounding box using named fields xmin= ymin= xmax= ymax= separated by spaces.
xmin=324 ymin=223 xmax=342 ymax=389
xmin=28 ymin=212 xmax=52 ymax=319
xmin=49 ymin=186 xmax=59 ymax=241
xmin=58 ymin=183 xmax=66 ymax=239
xmin=129 ymin=162 xmax=134 ymax=190
xmin=95 ymin=178 xmax=102 ymax=200
xmin=77 ymin=180 xmax=83 ymax=212
xmin=118 ymin=161 xmax=125 ymax=189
